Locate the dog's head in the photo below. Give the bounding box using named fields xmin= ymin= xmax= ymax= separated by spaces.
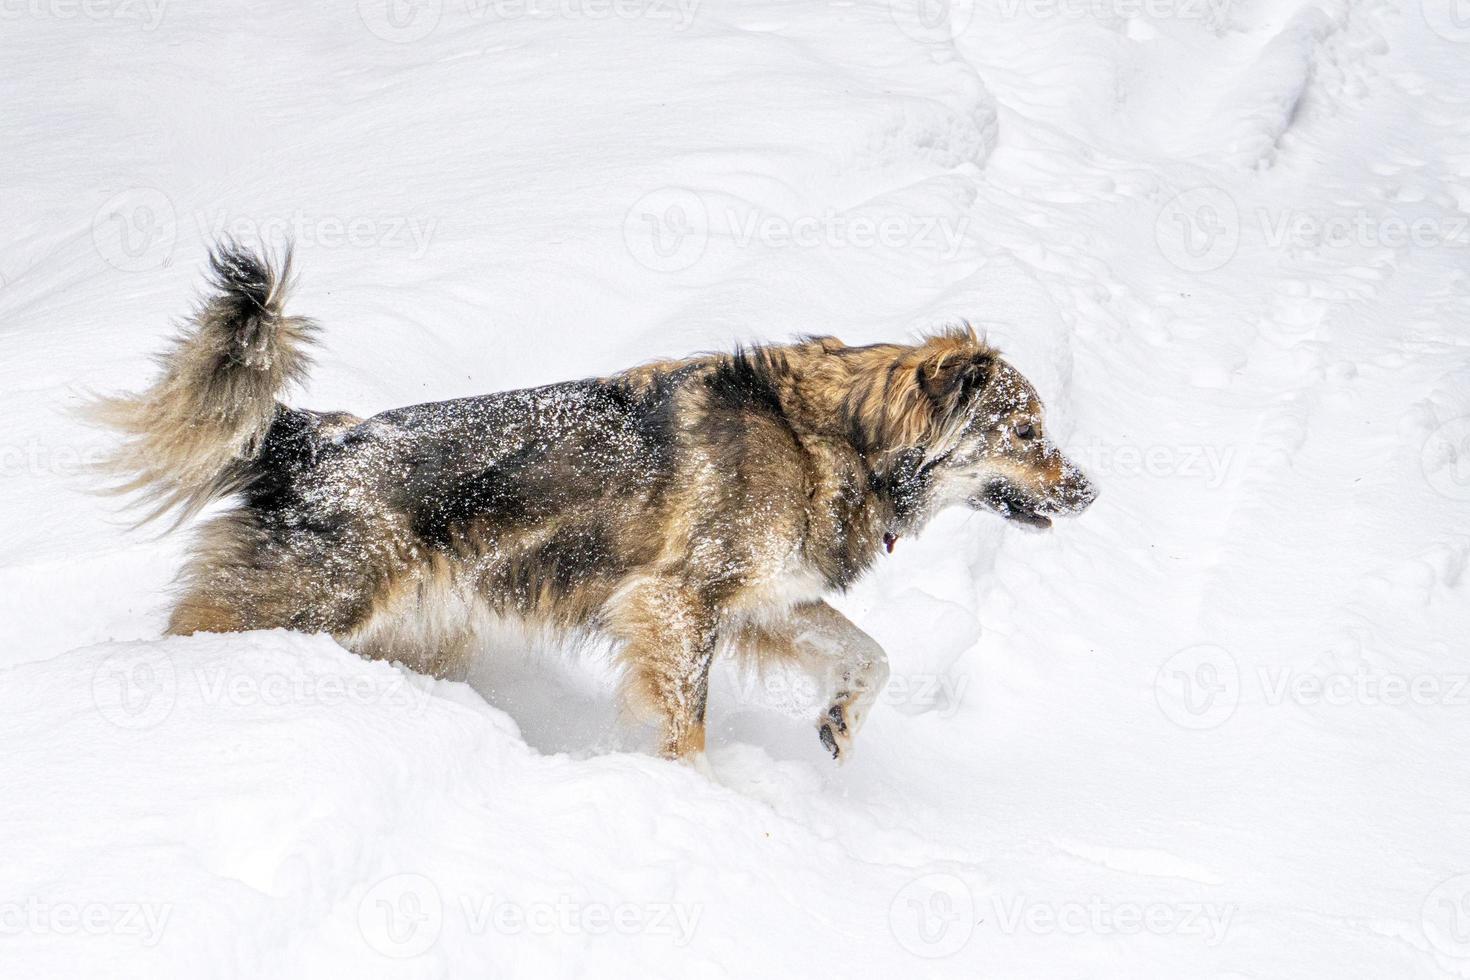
xmin=905 ymin=332 xmax=1097 ymax=530
xmin=789 ymin=328 xmax=1097 ymax=530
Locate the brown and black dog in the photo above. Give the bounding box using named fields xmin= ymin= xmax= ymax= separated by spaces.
xmin=93 ymin=245 xmax=1096 ymax=762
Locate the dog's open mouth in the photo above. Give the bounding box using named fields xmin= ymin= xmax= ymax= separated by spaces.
xmin=975 ymin=481 xmax=1054 ymax=529
xmin=1003 ymin=506 xmax=1052 ymax=529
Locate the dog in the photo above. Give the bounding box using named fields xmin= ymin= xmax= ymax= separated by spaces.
xmin=92 ymin=244 xmax=1096 ymax=762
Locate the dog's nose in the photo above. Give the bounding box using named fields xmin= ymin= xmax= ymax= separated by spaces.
xmin=1075 ymin=475 xmax=1098 ymax=509
xmin=1058 ymin=471 xmax=1098 ymax=513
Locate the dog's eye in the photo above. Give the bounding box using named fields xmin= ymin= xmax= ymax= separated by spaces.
xmin=1015 ymin=422 xmax=1036 ymax=440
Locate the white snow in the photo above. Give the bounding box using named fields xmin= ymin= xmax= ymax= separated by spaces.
xmin=2 ymin=0 xmax=1468 ymax=976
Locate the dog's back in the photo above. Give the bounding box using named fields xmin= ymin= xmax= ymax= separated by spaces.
xmin=90 ymin=248 xmax=813 ymax=673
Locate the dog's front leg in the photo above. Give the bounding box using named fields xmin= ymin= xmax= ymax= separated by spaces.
xmin=606 ymin=577 xmax=718 ymax=761
xmin=745 ymin=601 xmax=891 ymax=762
xmin=798 ymin=602 xmax=891 ymax=762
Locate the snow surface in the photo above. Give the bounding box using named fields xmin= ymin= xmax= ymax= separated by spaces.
xmin=2 ymin=0 xmax=1469 ymax=976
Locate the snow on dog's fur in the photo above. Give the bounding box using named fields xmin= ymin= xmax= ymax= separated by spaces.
xmin=92 ymin=244 xmax=1097 ymax=761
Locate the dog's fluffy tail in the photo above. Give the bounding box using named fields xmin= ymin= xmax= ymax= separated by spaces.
xmin=89 ymin=243 xmax=317 ymax=526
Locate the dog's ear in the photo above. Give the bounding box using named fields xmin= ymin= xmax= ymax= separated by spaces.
xmin=918 ymin=351 xmax=993 ymax=416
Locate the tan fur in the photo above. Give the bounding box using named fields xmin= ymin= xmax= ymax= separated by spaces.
xmin=734 ymin=326 xmax=993 ymax=463
xmin=87 ymin=249 xmax=316 ymax=526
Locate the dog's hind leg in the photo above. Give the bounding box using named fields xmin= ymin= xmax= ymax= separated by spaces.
xmin=167 ymin=512 xmax=375 ymax=640
xmin=735 ymin=601 xmax=890 ymax=762
xmin=605 ymin=577 xmax=718 ymax=760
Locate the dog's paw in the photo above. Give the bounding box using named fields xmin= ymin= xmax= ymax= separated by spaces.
xmin=817 ymin=696 xmax=863 ymax=763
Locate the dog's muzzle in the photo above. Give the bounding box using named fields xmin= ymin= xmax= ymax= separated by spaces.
xmin=975 ymin=456 xmax=1098 ymax=530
